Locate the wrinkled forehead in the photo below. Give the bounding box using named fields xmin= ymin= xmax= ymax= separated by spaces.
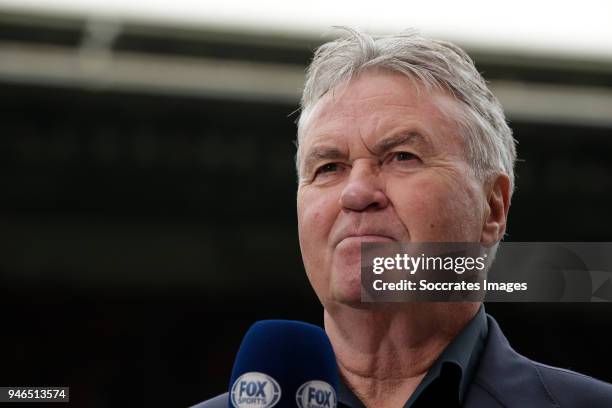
xmin=297 ymin=72 xmax=464 ymax=168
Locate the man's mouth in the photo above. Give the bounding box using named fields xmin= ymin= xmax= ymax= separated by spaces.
xmin=337 ymin=234 xmax=395 ymax=246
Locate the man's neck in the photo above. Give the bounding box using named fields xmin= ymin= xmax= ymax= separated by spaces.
xmin=324 ymin=302 xmax=479 ymax=408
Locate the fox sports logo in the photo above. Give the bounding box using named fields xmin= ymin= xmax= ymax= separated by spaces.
xmin=230 ymin=372 xmax=281 ymax=408
xmin=296 ymin=380 xmax=337 ymax=408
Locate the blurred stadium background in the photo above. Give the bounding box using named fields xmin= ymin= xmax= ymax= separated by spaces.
xmin=0 ymin=1 xmax=611 ymax=407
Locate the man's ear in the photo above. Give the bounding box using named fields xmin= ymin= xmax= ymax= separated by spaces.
xmin=480 ymin=173 xmax=511 ymax=246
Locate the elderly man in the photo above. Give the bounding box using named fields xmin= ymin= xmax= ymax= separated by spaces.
xmin=196 ymin=28 xmax=612 ymax=407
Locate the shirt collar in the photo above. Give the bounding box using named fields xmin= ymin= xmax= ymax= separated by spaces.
xmin=338 ymin=305 xmax=488 ymax=407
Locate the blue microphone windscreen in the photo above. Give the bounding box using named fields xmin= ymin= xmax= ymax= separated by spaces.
xmin=228 ymin=320 xmax=338 ymax=408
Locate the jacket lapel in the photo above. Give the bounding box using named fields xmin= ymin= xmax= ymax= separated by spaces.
xmin=463 ymin=315 xmax=559 ymax=408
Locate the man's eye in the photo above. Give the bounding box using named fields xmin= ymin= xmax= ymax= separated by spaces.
xmin=315 ymin=163 xmax=339 ymax=176
xmin=392 ymin=152 xmax=417 ymax=161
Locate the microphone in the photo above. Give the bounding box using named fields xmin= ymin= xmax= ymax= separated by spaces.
xmin=228 ymin=320 xmax=338 ymax=408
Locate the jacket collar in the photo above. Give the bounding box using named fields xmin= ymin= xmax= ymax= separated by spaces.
xmin=466 ymin=315 xmax=559 ymax=407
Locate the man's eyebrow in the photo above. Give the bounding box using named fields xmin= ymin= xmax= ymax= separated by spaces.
xmin=301 ymin=132 xmax=432 ymax=174
xmin=372 ymin=132 xmax=433 ymax=155
xmin=302 ymin=146 xmax=346 ymax=174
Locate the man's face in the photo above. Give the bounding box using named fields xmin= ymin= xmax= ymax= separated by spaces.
xmin=296 ymin=71 xmax=489 ymax=307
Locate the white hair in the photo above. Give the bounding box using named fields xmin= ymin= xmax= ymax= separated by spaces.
xmin=296 ymin=27 xmax=517 ymax=193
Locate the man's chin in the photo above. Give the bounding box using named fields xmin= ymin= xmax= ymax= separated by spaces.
xmin=328 ymin=291 xmax=395 ymax=311
xmin=329 ymin=285 xmax=369 ymax=308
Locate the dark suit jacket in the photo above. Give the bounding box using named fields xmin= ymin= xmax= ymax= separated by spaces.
xmin=191 ymin=315 xmax=612 ymax=407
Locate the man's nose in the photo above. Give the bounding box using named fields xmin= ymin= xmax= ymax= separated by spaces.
xmin=339 ymin=162 xmax=389 ymax=211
